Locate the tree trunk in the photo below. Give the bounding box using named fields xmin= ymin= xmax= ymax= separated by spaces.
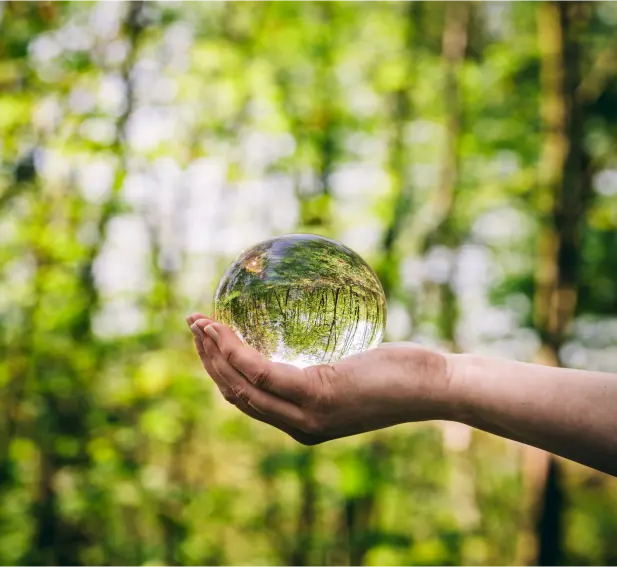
xmin=74 ymin=0 xmax=145 ymax=338
xmin=435 ymin=3 xmax=482 ymax=550
xmin=432 ymin=0 xmax=469 ymax=349
xmin=378 ymin=1 xmax=420 ymax=297
xmin=290 ymin=449 xmax=317 ymax=566
xmin=526 ymin=3 xmax=591 ymax=565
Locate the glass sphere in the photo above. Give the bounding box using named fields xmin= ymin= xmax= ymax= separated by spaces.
xmin=213 ymin=234 xmax=387 ymax=368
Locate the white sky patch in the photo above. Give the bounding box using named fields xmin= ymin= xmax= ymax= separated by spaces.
xmin=89 ymin=0 xmax=123 ymax=41
xmin=331 ymin=164 xmax=389 ymax=199
xmin=473 ymin=207 xmax=533 ymax=243
xmin=93 ymin=298 xmax=147 ymax=339
xmin=386 ymin=301 xmax=412 ymax=342
xmin=78 ymin=158 xmax=115 ymax=204
xmin=339 ymin=224 xmax=382 ymax=258
xmin=424 ymin=246 xmax=454 ymax=285
xmin=126 ymin=107 xmax=176 ymax=151
xmin=94 ymin=214 xmax=152 ymax=297
xmin=594 ymin=169 xmax=617 ymax=197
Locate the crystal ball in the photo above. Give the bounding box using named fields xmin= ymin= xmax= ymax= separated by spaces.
xmin=213 ymin=234 xmax=387 ymax=368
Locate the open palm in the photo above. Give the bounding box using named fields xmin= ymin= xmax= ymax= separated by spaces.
xmin=187 ymin=313 xmax=453 ymax=445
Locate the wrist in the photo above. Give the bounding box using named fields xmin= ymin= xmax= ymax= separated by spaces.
xmin=443 ymin=353 xmax=478 ymax=424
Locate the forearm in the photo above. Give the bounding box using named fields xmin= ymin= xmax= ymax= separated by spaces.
xmin=446 ymin=354 xmax=617 ymax=476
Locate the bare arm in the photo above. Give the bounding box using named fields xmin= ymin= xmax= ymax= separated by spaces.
xmin=188 ymin=314 xmax=617 ymax=477
xmin=449 ymin=354 xmax=617 ymax=476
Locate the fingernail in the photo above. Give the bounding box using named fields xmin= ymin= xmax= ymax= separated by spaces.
xmin=204 ymin=324 xmax=219 ymax=343
xmin=190 ymin=323 xmax=204 ymax=339
xmin=185 ymin=315 xmax=193 ymax=326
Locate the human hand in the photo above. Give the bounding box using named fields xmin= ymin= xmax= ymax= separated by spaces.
xmin=186 ymin=313 xmax=459 ymax=445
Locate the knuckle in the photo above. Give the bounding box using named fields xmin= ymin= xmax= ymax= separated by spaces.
xmin=248 ymin=366 xmax=269 ymax=389
xmin=220 ymin=345 xmax=234 ymax=363
xmin=305 ymin=364 xmax=337 ymax=406
xmin=227 ymin=348 xmax=241 ymax=367
xmin=211 ymin=357 xmax=224 ymax=376
xmin=231 ymin=385 xmax=249 ymax=404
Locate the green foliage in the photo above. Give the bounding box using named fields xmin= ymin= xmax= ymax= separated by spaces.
xmin=1 ymin=1 xmax=616 ymax=566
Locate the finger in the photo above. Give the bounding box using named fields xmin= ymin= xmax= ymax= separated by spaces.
xmin=196 ymin=320 xmax=308 ymax=403
xmin=233 ymin=397 xmax=322 ymax=445
xmin=197 ymin=329 xmax=315 ymax=440
xmin=202 ymin=334 xmax=307 ymax=429
xmin=190 ymin=323 xmax=208 ymax=361
xmin=191 ymin=325 xmax=319 ymax=444
xmin=186 ymin=312 xmax=213 ymax=327
xmin=191 ymin=324 xmax=241 ymax=406
xmin=190 ymin=324 xmax=215 ymax=373
xmin=197 ymin=332 xmax=311 ymax=440
xmin=194 ymin=334 xmax=207 ymax=362
xmin=190 ymin=323 xmax=222 ymax=384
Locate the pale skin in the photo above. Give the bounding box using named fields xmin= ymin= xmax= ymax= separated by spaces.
xmin=187 ymin=313 xmax=617 ymax=477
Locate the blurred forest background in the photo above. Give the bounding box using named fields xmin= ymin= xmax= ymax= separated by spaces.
xmin=1 ymin=1 xmax=617 ymax=565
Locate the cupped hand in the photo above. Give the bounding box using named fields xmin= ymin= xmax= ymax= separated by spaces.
xmin=186 ymin=313 xmax=458 ymax=445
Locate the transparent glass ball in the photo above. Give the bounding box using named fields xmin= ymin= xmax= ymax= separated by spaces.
xmin=213 ymin=234 xmax=387 ymax=368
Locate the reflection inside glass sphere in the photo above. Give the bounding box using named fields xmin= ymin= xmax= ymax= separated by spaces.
xmin=214 ymin=234 xmax=387 ymax=368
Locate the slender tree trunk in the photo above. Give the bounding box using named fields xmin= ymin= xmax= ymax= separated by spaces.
xmin=537 ymin=457 xmax=565 ymax=566
xmin=74 ymin=0 xmax=145 ymax=338
xmin=407 ymin=1 xmax=469 ymax=357
xmin=524 ymin=3 xmax=591 ymax=565
xmin=437 ymin=1 xmax=468 ymax=233
xmin=339 ymin=440 xmax=388 ymax=567
xmin=534 ymin=3 xmax=588 ymax=360
xmin=346 ymin=495 xmax=376 ymax=567
xmin=378 ymin=1 xmax=420 ymax=297
xmin=435 ymin=4 xmax=482 ymax=553
xmin=290 ymin=450 xmax=317 ymax=566
xmin=303 ymin=2 xmax=335 ymax=231
xmin=407 ymin=3 xmax=467 ymax=264
xmin=432 ymin=0 xmax=469 ymax=350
